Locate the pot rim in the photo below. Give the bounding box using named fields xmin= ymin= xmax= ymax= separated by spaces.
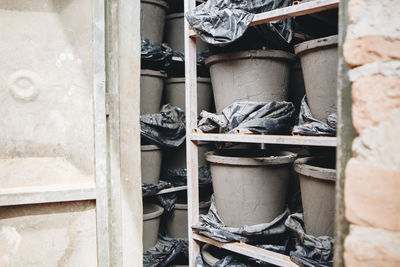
xmin=141 ymin=69 xmax=167 ymax=78
xmin=175 ymin=199 xmax=211 ymax=210
xmin=294 ymin=35 xmax=338 ymax=56
xmin=205 ymin=49 xmax=296 ymax=67
xmin=143 ymin=203 xmax=164 ymax=221
xmin=166 ymin=12 xmax=185 ymax=20
xmin=165 ymin=77 xmax=211 ymax=84
xmin=294 ymin=157 xmax=336 ymax=181
xmin=141 ymin=145 xmax=162 ymax=151
xmin=201 ymin=244 xmax=220 ymax=266
xmin=206 ymin=150 xmax=297 ymax=166
xmin=141 ymin=0 xmax=169 ymax=10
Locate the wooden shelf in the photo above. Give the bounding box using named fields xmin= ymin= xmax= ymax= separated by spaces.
xmin=191 ymin=132 xmax=337 ymax=147
xmin=193 ymin=233 xmax=299 ymax=267
xmin=156 ymin=185 xmax=187 ymax=195
xmin=190 ymin=0 xmax=339 ymax=37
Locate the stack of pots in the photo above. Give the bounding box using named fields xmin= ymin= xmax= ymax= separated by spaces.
xmin=291 ymin=35 xmax=338 ymax=237
xmin=143 ymin=202 xmax=164 ymax=250
xmin=140 ymin=0 xmax=169 ymax=43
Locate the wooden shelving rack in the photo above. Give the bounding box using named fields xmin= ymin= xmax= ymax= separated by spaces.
xmin=184 ymin=0 xmax=339 ymax=266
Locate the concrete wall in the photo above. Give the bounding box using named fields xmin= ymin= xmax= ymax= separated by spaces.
xmin=343 ymin=0 xmax=400 ymax=265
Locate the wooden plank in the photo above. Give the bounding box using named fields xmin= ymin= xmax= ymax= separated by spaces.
xmin=193 ymin=233 xmax=299 ymax=267
xmin=251 ymin=0 xmax=339 ymax=26
xmin=0 ymin=184 xmax=97 ymax=206
xmin=156 ymin=186 xmax=188 ymax=195
xmin=191 ymin=133 xmax=337 ymax=147
xmin=185 ymin=0 xmax=201 ymax=265
xmin=189 ymin=0 xmax=339 ymax=37
xmin=93 ymin=0 xmax=111 ymax=265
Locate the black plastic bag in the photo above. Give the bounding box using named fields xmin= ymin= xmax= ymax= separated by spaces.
xmin=185 ymin=0 xmax=293 ymax=45
xmin=285 ymin=213 xmax=334 ymax=267
xmin=140 ymin=104 xmax=186 ymax=148
xmin=292 ymin=96 xmax=336 ymax=136
xmin=141 ymin=38 xmax=174 ymax=71
xmin=157 ymin=192 xmax=179 ymax=212
xmin=143 ymin=236 xmax=188 ymax=267
xmin=198 ymin=101 xmax=295 ymax=134
xmin=162 ymin=165 xmax=212 ymax=186
xmin=193 ymin=196 xmax=289 ymax=243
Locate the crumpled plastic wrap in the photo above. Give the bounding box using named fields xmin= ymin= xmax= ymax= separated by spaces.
xmin=193 ymin=196 xmax=289 ymax=243
xmin=285 ymin=213 xmax=334 ymax=267
xmin=140 ymin=104 xmax=186 ymax=148
xmin=198 ymin=101 xmax=295 ymax=134
xmin=162 ymin=165 xmax=212 ymax=186
xmin=141 ymin=38 xmax=174 ymax=71
xmin=185 ymin=0 xmax=293 ymax=45
xmin=292 ymin=96 xmax=336 ymax=136
xmin=143 ymin=236 xmax=189 ymax=267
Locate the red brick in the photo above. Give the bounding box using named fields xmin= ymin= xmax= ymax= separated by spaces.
xmin=345 ymin=225 xmax=400 ymax=267
xmin=345 ymin=159 xmax=400 ymax=231
xmin=352 ymin=75 xmax=400 ymax=133
xmin=344 ymin=36 xmax=400 ymax=68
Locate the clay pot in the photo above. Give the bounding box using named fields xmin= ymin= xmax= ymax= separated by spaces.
xmin=140 ymin=69 xmax=166 ymax=115
xmin=206 ymin=149 xmax=297 ymax=227
xmin=167 ymin=200 xmax=211 ymax=238
xmin=141 ymin=145 xmax=162 ymax=184
xmin=205 ymin=50 xmax=295 ymax=113
xmin=164 ymin=77 xmax=213 ymax=114
xmin=165 ymin=13 xmax=209 ymax=53
xmin=140 ymin=0 xmax=169 ymax=43
xmin=201 ymin=244 xmax=231 ymax=266
xmin=295 ymin=35 xmax=338 ymax=122
xmin=294 ymin=157 xmax=336 ymax=237
xmin=143 ymin=202 xmax=164 ymax=250
xmin=163 ymin=142 xmax=211 ymax=170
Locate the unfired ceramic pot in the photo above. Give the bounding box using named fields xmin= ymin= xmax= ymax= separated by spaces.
xmin=165 ymin=13 xmax=209 ymax=53
xmin=166 ymin=200 xmax=211 ymax=238
xmin=294 ymin=157 xmax=336 ymax=237
xmin=295 ymin=35 xmax=338 ymax=122
xmin=140 ymin=69 xmax=166 ymax=115
xmin=205 ymin=50 xmax=295 ymax=113
xmin=143 ymin=202 xmax=164 ymax=250
xmin=140 ymin=0 xmax=169 ymax=43
xmin=206 ymin=149 xmax=297 ymax=227
xmin=141 ymin=145 xmax=162 ymax=184
xmin=164 ymin=77 xmax=213 ymax=114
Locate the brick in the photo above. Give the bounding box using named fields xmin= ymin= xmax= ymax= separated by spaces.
xmin=344 ymin=36 xmax=400 ymax=68
xmin=345 ymin=159 xmax=400 ymax=231
xmin=344 ymin=225 xmax=400 ymax=267
xmin=351 ymin=75 xmax=400 ymax=133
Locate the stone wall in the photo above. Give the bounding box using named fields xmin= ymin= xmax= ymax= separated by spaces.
xmin=343 ymin=0 xmax=400 ymax=265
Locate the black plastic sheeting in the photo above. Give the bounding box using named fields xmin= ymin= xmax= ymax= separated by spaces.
xmin=193 ymin=196 xmax=289 ymax=243
xmin=185 ymin=0 xmax=293 ymax=45
xmin=141 ymin=104 xmax=186 ymax=148
xmin=198 ymin=101 xmax=295 ymax=134
xmin=141 ymin=38 xmax=174 ymax=71
xmin=143 ymin=236 xmax=189 ymax=267
xmin=292 ymin=96 xmax=336 ymax=136
xmin=285 ymin=213 xmax=334 ymax=267
xmin=163 ymin=165 xmax=212 ymax=186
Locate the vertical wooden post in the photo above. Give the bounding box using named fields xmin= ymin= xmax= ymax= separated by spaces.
xmin=184 ymin=0 xmax=200 ymax=265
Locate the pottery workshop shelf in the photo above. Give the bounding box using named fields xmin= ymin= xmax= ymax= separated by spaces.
xmin=189 ymin=0 xmax=339 ymax=38
xmin=183 ymin=0 xmax=340 ymax=266
xmin=193 ymin=233 xmax=299 ymax=267
xmin=190 ymin=132 xmax=337 ymax=147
